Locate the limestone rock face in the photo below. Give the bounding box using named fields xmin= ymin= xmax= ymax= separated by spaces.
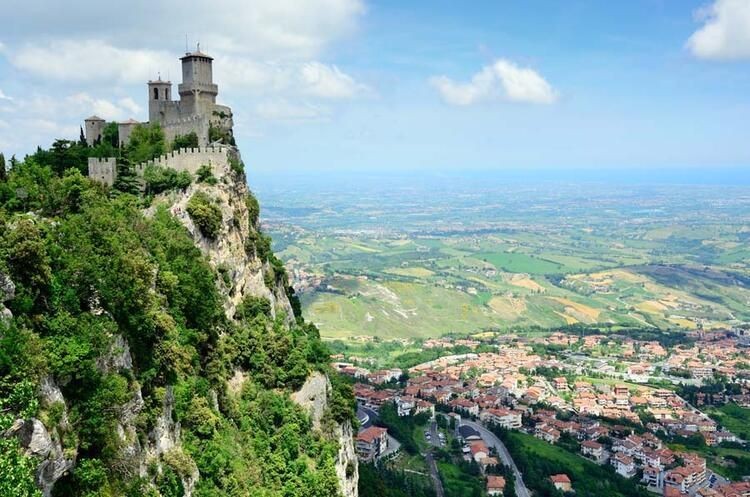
xmin=335 ymin=420 xmax=359 ymax=497
xmin=1 ymin=271 xmax=14 ymax=321
xmin=4 ymin=417 xmax=74 ymax=497
xmin=293 ymin=372 xmax=359 ymax=497
xmin=146 ymin=153 xmax=294 ymax=322
xmin=291 ymin=371 xmax=330 ymax=430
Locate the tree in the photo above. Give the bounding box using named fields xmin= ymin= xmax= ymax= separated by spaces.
xmin=0 ymin=153 xmax=6 ymax=182
xmin=125 ymin=123 xmax=165 ymax=165
xmin=112 ymin=158 xmax=141 ymax=195
xmin=172 ymin=132 xmax=199 ymax=150
xmin=102 ymin=122 xmax=119 ymax=148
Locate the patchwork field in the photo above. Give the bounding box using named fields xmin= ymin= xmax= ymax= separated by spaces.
xmin=256 ymin=176 xmax=750 ymax=339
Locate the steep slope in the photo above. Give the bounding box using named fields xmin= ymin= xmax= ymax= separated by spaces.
xmin=0 ymin=145 xmax=358 ymax=496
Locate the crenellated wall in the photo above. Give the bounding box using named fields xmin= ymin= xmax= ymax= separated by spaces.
xmin=88 ymin=146 xmax=236 ymax=187
xmin=134 ymin=146 xmax=232 ymax=177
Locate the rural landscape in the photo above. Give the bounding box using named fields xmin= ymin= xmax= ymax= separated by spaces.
xmin=259 ymin=174 xmax=750 ymax=340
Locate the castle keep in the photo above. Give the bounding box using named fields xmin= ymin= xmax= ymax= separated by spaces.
xmin=85 ymin=47 xmax=236 ymax=186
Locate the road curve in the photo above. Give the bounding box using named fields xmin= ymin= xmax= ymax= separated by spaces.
xmin=462 ymin=420 xmax=531 ymax=497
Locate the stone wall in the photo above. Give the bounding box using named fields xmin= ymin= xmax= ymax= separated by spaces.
xmin=162 ymin=115 xmax=211 ymax=147
xmin=134 ymin=146 xmax=232 ymax=177
xmin=88 ymin=147 xmax=234 ymax=187
xmin=87 ymin=157 xmax=117 ymax=186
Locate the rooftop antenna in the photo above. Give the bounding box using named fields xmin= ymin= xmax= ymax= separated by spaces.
xmin=185 ymin=34 xmax=188 ymax=54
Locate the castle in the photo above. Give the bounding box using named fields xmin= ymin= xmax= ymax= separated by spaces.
xmin=85 ymin=46 xmax=237 ymax=185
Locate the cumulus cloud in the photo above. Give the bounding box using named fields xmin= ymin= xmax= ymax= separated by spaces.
xmin=430 ymin=59 xmax=557 ymax=106
xmin=299 ymin=62 xmax=367 ymax=98
xmin=215 ymin=57 xmax=367 ymax=98
xmin=10 ymin=40 xmax=174 ymax=83
xmin=687 ymin=0 xmax=750 ymax=60
xmin=3 ymin=0 xmax=364 ymax=59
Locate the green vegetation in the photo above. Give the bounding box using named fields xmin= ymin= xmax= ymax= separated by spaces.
xmin=437 ymin=460 xmax=484 ymax=497
xmin=171 ymin=132 xmax=199 ymax=150
xmin=195 ymin=165 xmax=217 ymax=185
xmin=125 ymin=124 xmax=166 ymax=165
xmin=359 ymin=463 xmax=436 ymax=497
xmin=142 ymin=165 xmax=192 ymax=195
xmin=262 ymin=179 xmax=750 ymax=339
xmin=494 ymin=428 xmax=649 ymax=497
xmin=0 ymin=139 xmax=353 ymax=496
xmin=376 ymin=402 xmax=430 ymax=454
xmin=186 ymin=192 xmax=222 ymax=238
xmin=704 ymin=403 xmax=750 ymax=440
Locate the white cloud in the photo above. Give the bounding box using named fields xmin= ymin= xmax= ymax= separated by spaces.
xmin=430 ymin=59 xmax=557 ymax=106
xmin=3 ymin=0 xmax=364 ymax=59
xmin=216 ymin=56 xmax=367 ymax=99
xmin=10 ymin=40 xmax=174 ymax=83
xmin=687 ymin=0 xmax=750 ymax=60
xmin=255 ymin=99 xmax=329 ymax=121
xmin=299 ymin=61 xmax=367 ymax=98
xmin=0 ymin=89 xmax=12 ymax=101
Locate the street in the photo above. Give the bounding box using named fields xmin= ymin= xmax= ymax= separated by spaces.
xmin=462 ymin=420 xmax=531 ymax=497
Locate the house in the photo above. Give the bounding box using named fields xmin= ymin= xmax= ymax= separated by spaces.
xmin=395 ymin=397 xmax=415 ymax=416
xmin=481 ymin=408 xmax=522 ymax=429
xmin=487 ymin=475 xmax=506 ymax=496
xmin=642 ymin=465 xmax=663 ymax=489
xmin=611 ymin=453 xmax=636 ymax=478
xmin=534 ymin=424 xmax=561 ymax=444
xmin=356 ymin=426 xmax=388 ymax=462
xmin=550 ymin=474 xmax=572 ymax=492
xmin=450 ymin=398 xmax=479 ymax=417
xmin=581 ymin=440 xmax=605 ymax=463
xmin=470 ymin=441 xmax=489 ymax=462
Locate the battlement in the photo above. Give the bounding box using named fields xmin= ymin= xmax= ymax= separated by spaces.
xmin=135 ymin=146 xmax=233 ymax=177
xmin=88 ymin=146 xmax=238 ymax=187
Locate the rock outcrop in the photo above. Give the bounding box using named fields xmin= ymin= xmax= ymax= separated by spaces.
xmin=293 ymin=372 xmax=359 ymax=497
xmin=146 ymin=151 xmax=294 ymax=322
xmin=1 ymin=271 xmax=14 ymax=322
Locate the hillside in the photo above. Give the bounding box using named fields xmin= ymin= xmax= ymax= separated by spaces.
xmin=0 ymin=140 xmax=357 ymax=497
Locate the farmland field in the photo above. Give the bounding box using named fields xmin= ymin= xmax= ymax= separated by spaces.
xmin=254 ymin=173 xmax=750 ymax=340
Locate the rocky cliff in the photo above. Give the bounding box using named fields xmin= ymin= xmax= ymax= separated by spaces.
xmin=0 ymin=147 xmax=357 ymax=497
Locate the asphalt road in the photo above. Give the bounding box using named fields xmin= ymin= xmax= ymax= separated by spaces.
xmin=425 ymin=421 xmax=446 ymax=497
xmin=462 ymin=420 xmax=531 ymax=497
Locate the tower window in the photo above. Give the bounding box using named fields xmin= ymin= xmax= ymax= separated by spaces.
xmin=153 ymin=87 xmax=159 ymax=100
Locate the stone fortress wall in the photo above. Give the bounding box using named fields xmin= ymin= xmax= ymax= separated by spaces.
xmin=87 ymin=146 xmax=234 ymax=187
xmin=88 ymin=158 xmax=117 ymax=186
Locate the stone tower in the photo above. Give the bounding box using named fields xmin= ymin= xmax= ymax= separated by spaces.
xmin=148 ymin=77 xmax=173 ymax=124
xmin=84 ymin=115 xmax=105 ymax=146
xmin=178 ymin=48 xmax=218 ymax=117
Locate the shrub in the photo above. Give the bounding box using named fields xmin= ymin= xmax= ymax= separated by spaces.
xmin=186 ymin=192 xmax=222 ymax=238
xmin=195 ymin=164 xmax=217 ymax=185
xmin=172 ymin=132 xmax=199 ymax=150
xmin=142 ymin=165 xmax=192 ymax=195
xmin=229 ymin=156 xmax=244 ymax=175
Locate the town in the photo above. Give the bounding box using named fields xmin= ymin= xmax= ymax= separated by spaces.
xmin=335 ymin=329 xmax=750 ymax=496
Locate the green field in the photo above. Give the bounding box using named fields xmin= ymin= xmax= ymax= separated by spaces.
xmin=262 ymin=180 xmax=750 ymax=340
xmin=704 ymin=404 xmax=750 ymax=440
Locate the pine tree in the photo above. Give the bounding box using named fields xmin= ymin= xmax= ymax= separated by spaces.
xmin=0 ymin=153 xmax=6 ymax=182
xmin=79 ymin=126 xmax=86 ymax=146
xmin=112 ymin=157 xmax=140 ymax=195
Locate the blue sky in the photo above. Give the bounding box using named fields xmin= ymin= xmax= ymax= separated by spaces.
xmin=1 ymin=0 xmax=749 ymax=173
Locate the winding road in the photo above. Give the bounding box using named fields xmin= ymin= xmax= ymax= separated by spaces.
xmin=461 ymin=420 xmax=531 ymax=497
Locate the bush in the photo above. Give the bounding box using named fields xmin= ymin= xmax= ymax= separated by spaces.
xmin=142 ymin=165 xmax=192 ymax=195
xmin=186 ymin=192 xmax=222 ymax=238
xmin=172 ymin=132 xmax=199 ymax=150
xmin=196 ymin=164 xmax=217 ymax=185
